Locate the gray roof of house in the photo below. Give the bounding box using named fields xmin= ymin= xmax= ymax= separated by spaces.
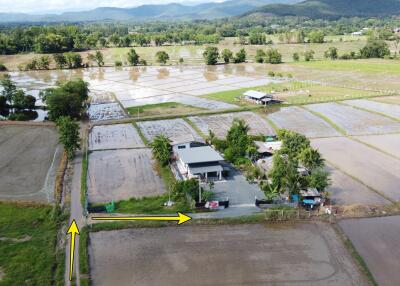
xmin=189 ymin=164 xmax=223 ymax=174
xmin=176 ymin=146 xmax=224 ymax=164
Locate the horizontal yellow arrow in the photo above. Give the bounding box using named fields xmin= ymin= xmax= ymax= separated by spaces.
xmin=92 ymin=212 xmax=192 ymax=225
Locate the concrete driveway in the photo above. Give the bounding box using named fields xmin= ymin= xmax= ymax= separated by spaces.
xmin=210 ymin=169 xmax=265 ymax=205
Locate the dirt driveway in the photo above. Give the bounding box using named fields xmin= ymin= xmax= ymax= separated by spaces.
xmin=89 ymin=222 xmax=367 ymax=286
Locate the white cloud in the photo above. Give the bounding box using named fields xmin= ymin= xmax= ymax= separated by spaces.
xmin=0 ymin=0 xmax=213 ymax=14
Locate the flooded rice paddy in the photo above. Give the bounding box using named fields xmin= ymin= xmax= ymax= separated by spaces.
xmin=189 ymin=111 xmax=276 ymax=138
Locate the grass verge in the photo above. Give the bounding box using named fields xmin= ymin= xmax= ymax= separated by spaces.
xmin=0 ymin=203 xmax=66 ymax=285
xmin=132 ymin=121 xmax=149 ymax=145
xmin=182 ymin=117 xmax=207 ymax=139
xmin=80 ymin=149 xmax=89 ymax=211
xmin=79 ymin=227 xmax=90 ymax=286
xmin=333 ymin=224 xmax=378 ymax=286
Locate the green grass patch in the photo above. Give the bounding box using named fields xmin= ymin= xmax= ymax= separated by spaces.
xmin=115 ymin=195 xmax=191 ymax=214
xmin=127 ymin=102 xmax=204 ymax=117
xmin=79 ymin=227 xmax=90 ymax=286
xmin=202 ymin=87 xmax=260 ymax=105
xmin=89 ymin=213 xmax=266 ymax=233
xmin=0 ymin=203 xmax=64 ymax=285
xmin=297 ymin=59 xmax=400 ymax=75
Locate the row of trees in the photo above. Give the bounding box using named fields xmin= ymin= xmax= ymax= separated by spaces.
xmin=203 ymin=47 xmax=246 ymax=65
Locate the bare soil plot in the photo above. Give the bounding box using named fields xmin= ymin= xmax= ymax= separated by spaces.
xmin=312 ymin=137 xmax=400 ymax=201
xmin=87 ymin=149 xmax=165 ymax=203
xmin=268 ymin=106 xmax=340 ymax=138
xmin=0 ymin=125 xmax=61 ymax=203
xmin=189 ymin=112 xmax=275 ymax=138
xmin=372 ymin=95 xmax=400 ymax=105
xmin=89 ymin=124 xmax=145 ymax=151
xmin=345 ymin=99 xmax=400 ymax=120
xmin=354 ymin=133 xmax=400 ymax=159
xmin=306 ymin=102 xmax=400 ymax=135
xmin=137 ymin=119 xmax=202 ymax=144
xmin=89 ymin=222 xmax=367 ymax=286
xmin=326 ymin=165 xmax=389 ymax=206
xmin=339 ymin=216 xmax=400 ymax=286
xmin=88 ymin=103 xmax=125 ymax=122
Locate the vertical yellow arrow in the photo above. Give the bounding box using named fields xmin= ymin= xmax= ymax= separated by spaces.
xmin=67 ymin=220 xmax=80 ymax=281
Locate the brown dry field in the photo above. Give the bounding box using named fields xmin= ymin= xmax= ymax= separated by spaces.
xmin=340 ymin=216 xmax=400 ymax=286
xmin=354 ymin=133 xmax=400 ymax=159
xmin=89 ymin=124 xmax=145 ymax=151
xmin=326 ymin=165 xmax=389 ymax=206
xmin=89 ymin=222 xmax=367 ymax=286
xmin=189 ymin=111 xmax=275 ymax=139
xmin=87 ymin=149 xmax=165 ymax=203
xmin=0 ymin=125 xmax=61 ymax=202
xmin=312 ymin=137 xmax=400 ymax=201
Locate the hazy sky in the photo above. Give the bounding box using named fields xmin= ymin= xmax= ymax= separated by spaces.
xmin=0 ymin=0 xmax=219 ymax=13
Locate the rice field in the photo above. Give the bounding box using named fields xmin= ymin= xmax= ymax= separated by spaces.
xmin=344 ymin=99 xmax=400 ymax=120
xmin=188 ymin=112 xmax=276 ymax=139
xmin=312 ymin=137 xmax=400 ymax=201
xmin=137 ymin=118 xmax=202 ymax=144
xmin=89 ymin=124 xmax=145 ymax=151
xmin=87 ymin=149 xmax=165 ymax=203
xmin=306 ymin=102 xmax=400 ymax=135
xmin=267 ymin=106 xmax=341 ymax=138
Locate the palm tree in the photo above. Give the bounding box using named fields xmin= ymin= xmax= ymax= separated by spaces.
xmin=151 ymin=135 xmax=172 ymax=166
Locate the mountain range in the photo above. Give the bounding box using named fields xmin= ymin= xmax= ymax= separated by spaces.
xmin=0 ymin=0 xmax=300 ymax=23
xmin=246 ymin=0 xmax=400 ymax=19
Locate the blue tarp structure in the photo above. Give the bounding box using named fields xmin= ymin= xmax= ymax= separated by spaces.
xmin=302 ymin=199 xmax=315 ymax=205
xmin=291 ymin=195 xmax=299 ymax=202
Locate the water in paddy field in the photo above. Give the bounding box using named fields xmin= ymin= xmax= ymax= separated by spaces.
xmin=3 ymin=64 xmax=284 ymax=121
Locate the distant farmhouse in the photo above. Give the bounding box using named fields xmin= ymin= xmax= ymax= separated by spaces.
xmin=173 ymin=141 xmax=225 ymax=181
xmin=243 ymin=90 xmax=274 ymax=105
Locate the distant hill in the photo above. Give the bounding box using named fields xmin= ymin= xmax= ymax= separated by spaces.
xmin=245 ymin=0 xmax=400 ymax=19
xmin=0 ymin=0 xmax=301 ymax=23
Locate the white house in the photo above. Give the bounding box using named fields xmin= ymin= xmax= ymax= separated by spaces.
xmin=243 ymin=90 xmax=273 ymax=105
xmin=174 ymin=144 xmax=224 ymax=181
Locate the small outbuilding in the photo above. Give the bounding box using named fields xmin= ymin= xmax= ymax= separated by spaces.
xmin=243 ymin=90 xmax=273 ymax=105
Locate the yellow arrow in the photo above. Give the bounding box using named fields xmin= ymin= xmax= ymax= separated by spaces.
xmin=92 ymin=212 xmax=192 ymax=225
xmin=67 ymin=220 xmax=80 ymax=281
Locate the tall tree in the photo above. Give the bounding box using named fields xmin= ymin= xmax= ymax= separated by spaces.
xmin=56 ymin=116 xmax=81 ymax=159
xmin=127 ymin=48 xmax=140 ymax=66
xmin=203 ymin=46 xmax=219 ymax=65
xmin=221 ymin=49 xmax=233 ymax=63
xmin=155 ymin=51 xmax=170 ymax=64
